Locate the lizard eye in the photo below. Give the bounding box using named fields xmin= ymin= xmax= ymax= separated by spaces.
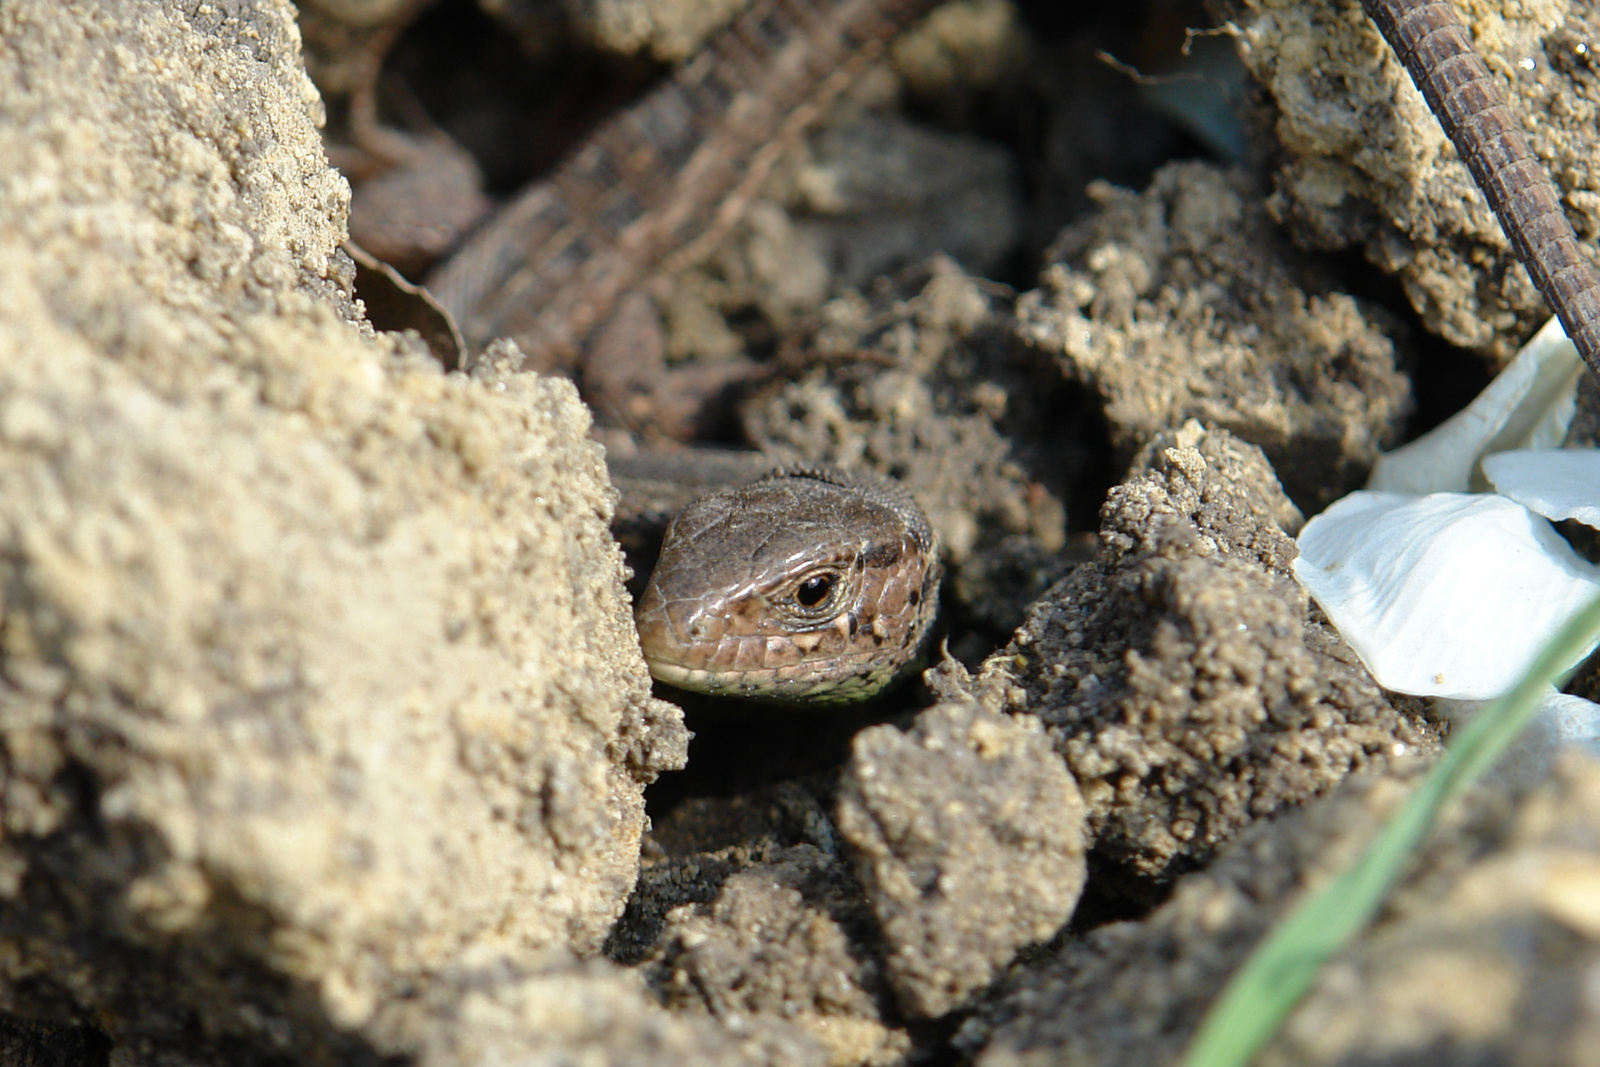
xmin=795 ymin=573 xmax=835 ymax=608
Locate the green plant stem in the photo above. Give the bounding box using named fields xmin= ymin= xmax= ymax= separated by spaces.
xmin=1181 ymin=592 xmax=1600 ymax=1067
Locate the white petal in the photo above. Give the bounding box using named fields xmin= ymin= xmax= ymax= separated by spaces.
xmin=1481 ymin=449 xmax=1600 ymax=528
xmin=1368 ymin=317 xmax=1581 ymax=494
xmin=1292 ymin=491 xmax=1600 ymax=698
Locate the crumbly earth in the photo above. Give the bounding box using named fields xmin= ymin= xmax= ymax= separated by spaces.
xmin=644 ymin=845 xmax=904 ymax=1067
xmin=836 ymin=694 xmax=1087 ymax=1018
xmin=1216 ymin=0 xmax=1600 ymax=361
xmin=619 ymin=696 xmax=1087 ymax=1057
xmin=1016 ymin=161 xmax=1412 ymax=510
xmin=963 ymin=749 xmax=1600 ymax=1067
xmin=379 ymin=955 xmax=779 ymax=1067
xmin=608 ymin=784 xmax=843 ymax=966
xmin=977 ymin=424 xmax=1442 ymax=880
xmin=614 ymin=771 xmax=912 ymax=1065
xmin=0 ymin=2 xmax=723 ymax=1064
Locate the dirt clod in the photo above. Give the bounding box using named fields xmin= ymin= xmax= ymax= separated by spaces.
xmin=981 ymin=425 xmax=1440 ymax=880
xmin=0 ymin=3 xmax=701 ymax=1064
xmin=1218 ymin=0 xmax=1600 ymax=361
xmin=837 ymin=696 xmax=1088 ymax=1018
xmin=1017 ymin=162 xmax=1411 ymax=510
xmin=645 ymin=845 xmax=907 ymax=1067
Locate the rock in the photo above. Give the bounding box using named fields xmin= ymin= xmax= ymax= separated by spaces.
xmin=837 ymin=695 xmax=1088 ymax=1018
xmin=0 ymin=1 xmax=694 ymax=1062
xmin=980 ymin=425 xmax=1439 ymax=881
xmin=1017 ymin=161 xmax=1410 ymax=510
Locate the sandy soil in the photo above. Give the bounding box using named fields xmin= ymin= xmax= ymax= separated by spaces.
xmin=2 ymin=0 xmax=1599 ymax=1064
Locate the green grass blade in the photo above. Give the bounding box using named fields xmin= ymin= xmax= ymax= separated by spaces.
xmin=1180 ymin=592 xmax=1600 ymax=1067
